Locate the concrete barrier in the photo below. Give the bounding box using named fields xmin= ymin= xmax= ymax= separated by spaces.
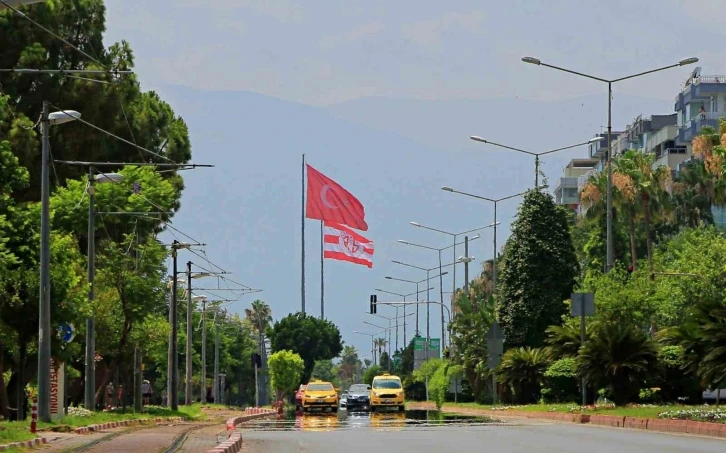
xmin=0 ymin=437 xmax=47 ymax=451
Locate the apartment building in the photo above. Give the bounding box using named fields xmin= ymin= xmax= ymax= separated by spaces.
xmin=675 ymin=66 xmax=726 ymax=148
xmin=553 ymin=157 xmax=599 ymax=211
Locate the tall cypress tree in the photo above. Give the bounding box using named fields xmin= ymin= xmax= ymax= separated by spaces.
xmin=497 ymin=189 xmax=579 ymax=348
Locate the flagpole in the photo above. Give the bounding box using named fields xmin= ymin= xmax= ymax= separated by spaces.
xmin=301 ymin=154 xmax=306 ymax=314
xmin=320 ymin=220 xmax=325 ymax=320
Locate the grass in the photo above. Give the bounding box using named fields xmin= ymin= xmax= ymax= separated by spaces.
xmin=0 ymin=403 xmax=209 ymax=446
xmin=408 ymin=401 xmax=695 ymax=419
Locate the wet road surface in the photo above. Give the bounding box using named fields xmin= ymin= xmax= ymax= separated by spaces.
xmin=237 ymin=410 xmax=726 ymax=453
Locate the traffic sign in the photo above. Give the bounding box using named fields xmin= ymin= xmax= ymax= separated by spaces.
xmin=486 ymin=354 xmax=501 ymax=369
xmin=57 ymin=323 xmax=75 ymax=343
xmin=571 ymin=293 xmax=595 ymax=317
xmin=413 ymin=336 xmax=426 ymax=351
xmin=486 ymin=321 xmax=504 ymax=340
xmin=428 ymin=338 xmax=440 ymax=351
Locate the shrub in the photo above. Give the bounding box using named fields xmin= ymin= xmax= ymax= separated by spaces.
xmin=541 ymin=358 xmax=579 ymax=403
xmin=497 ymin=347 xmax=549 ymax=404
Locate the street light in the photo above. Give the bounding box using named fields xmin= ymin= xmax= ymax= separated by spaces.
xmin=84 ymin=170 xmax=124 ymax=411
xmin=385 ymin=274 xmax=446 ymax=337
xmin=353 ymin=330 xmax=386 ymax=366
xmin=391 ymin=258 xmax=466 ymax=344
xmin=521 ymin=55 xmax=698 ymax=272
xmin=365 ymin=310 xmax=415 ymax=358
xmin=469 ymin=136 xmax=601 ymax=188
xmin=407 ymin=223 xmax=495 ymax=325
xmin=37 ymin=103 xmax=81 ymax=421
xmin=398 ymin=236 xmax=482 ymax=346
xmin=374 ymin=287 xmax=431 ymax=347
xmin=441 ymin=186 xmax=527 ymax=296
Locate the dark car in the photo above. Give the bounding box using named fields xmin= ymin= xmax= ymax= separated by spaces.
xmin=346 ymin=384 xmax=371 ymax=411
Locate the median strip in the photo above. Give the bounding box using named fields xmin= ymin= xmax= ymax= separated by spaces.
xmin=206 ymin=408 xmax=277 ymax=453
xmin=407 ymin=403 xmax=726 ymax=438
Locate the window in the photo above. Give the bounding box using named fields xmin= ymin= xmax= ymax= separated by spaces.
xmin=349 ymin=384 xmax=369 ymax=392
xmin=372 ymin=379 xmax=402 ymax=389
xmin=306 ymin=383 xmax=334 ymax=391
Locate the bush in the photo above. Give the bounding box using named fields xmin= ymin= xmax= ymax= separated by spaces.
xmin=497 ymin=347 xmax=549 ymax=404
xmin=541 ymin=358 xmax=579 ymax=403
xmin=655 ymin=345 xmax=701 ymax=403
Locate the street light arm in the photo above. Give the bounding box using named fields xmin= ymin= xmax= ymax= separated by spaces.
xmin=533 ymin=60 xmax=609 ymax=83
xmin=409 ymin=222 xmax=455 ymax=236
xmin=391 ymin=260 xmax=428 ymax=271
xmin=611 ymin=62 xmax=682 ymax=83
xmin=374 ymin=288 xmax=405 ymax=298
xmin=538 ymin=140 xmax=594 ymax=156
xmin=441 ymin=186 xmax=496 ymax=202
xmin=385 ymin=276 xmax=418 ymax=284
xmin=470 ymin=137 xmax=536 ymax=156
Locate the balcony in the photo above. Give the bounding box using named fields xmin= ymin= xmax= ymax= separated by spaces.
xmin=652 ymin=147 xmax=688 ymax=171
xmin=678 ymin=111 xmax=725 ymax=145
xmin=577 ymin=168 xmax=597 ymax=193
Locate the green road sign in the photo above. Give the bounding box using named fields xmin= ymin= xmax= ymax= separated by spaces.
xmin=428 ymin=338 xmax=441 ymax=350
xmin=413 ymin=337 xmax=426 ymax=351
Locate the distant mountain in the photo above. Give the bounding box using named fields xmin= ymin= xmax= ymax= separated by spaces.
xmin=154 ymin=85 xmax=672 ymax=355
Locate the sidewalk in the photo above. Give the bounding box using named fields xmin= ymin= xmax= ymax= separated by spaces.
xmin=176 ymin=424 xmax=229 ymax=453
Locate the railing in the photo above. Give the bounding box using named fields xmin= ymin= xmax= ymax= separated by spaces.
xmin=696 ymin=111 xmax=726 ymax=121
xmin=694 ymin=75 xmax=726 ymax=84
xmin=577 ymin=169 xmax=596 ymax=192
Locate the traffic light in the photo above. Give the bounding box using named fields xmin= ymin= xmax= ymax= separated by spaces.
xmin=370 ymin=294 xmax=377 ymax=314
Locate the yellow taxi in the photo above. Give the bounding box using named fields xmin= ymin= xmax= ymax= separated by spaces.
xmin=370 ymin=373 xmax=405 ymax=412
xmin=301 ymin=380 xmax=339 ymax=412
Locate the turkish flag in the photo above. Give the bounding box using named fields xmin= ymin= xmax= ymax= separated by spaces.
xmin=305 ymin=164 xmax=368 ymax=231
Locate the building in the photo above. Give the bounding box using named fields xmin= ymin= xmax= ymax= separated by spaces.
xmin=675 ymin=66 xmax=726 ymax=149
xmin=553 ymin=157 xmax=599 ymax=211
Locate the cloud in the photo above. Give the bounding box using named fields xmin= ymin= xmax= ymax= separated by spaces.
xmin=177 ymin=0 xmax=303 ymax=22
xmin=402 ymin=11 xmax=486 ymax=47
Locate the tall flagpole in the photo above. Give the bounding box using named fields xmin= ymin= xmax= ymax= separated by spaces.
xmin=301 ymin=154 xmax=306 ymax=314
xmin=321 ymin=221 xmax=325 ymax=319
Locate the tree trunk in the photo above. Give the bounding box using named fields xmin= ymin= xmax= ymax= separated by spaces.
xmin=627 ymin=211 xmax=637 ymax=271
xmin=643 ymin=198 xmax=654 ymax=273
xmin=0 ymin=342 xmax=10 ymax=419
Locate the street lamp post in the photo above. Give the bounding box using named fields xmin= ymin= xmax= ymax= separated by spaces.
xmin=521 ymin=55 xmax=698 ymax=272
xmin=185 ymin=268 xmax=212 ymax=405
xmin=397 ymin=235 xmax=486 ymax=346
xmin=385 ymin=275 xmax=446 ymax=337
xmin=409 ymin=223 xmax=496 ymax=321
xmin=441 ymin=187 xmax=527 ymax=296
xmin=85 ymin=169 xmax=124 ymax=411
xmin=374 ymin=288 xmax=430 ymax=347
xmin=38 ymin=103 xmax=80 ymax=421
xmin=469 ymin=136 xmax=600 ymax=188
xmin=353 ymin=330 xmax=386 ymax=366
xmin=363 ymin=321 xmax=394 ymax=370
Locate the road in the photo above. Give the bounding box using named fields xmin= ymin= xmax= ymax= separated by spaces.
xmin=237 ymin=410 xmax=725 ymax=453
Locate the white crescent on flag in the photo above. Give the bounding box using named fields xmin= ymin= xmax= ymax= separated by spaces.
xmin=323 ymin=222 xmax=374 ymax=268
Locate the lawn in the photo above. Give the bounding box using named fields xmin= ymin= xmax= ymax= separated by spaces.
xmin=411 ymin=401 xmax=717 ymax=420
xmin=0 ymin=403 xmax=207 ymax=446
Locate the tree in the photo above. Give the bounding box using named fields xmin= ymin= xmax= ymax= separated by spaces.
xmin=497 ymin=189 xmax=580 ymax=348
xmin=311 ymin=359 xmax=340 ymax=387
xmin=450 ymin=295 xmax=495 ymax=400
xmin=338 ymin=346 xmax=360 ymax=387
xmin=267 ymin=350 xmax=305 ymax=401
xmin=578 ymin=320 xmax=659 ymax=406
xmin=496 ymin=347 xmax=549 ymax=404
xmin=379 ymin=352 xmax=390 ymax=371
xmin=374 ymin=338 xmax=387 ymax=365
xmin=267 ymin=313 xmax=343 ymax=383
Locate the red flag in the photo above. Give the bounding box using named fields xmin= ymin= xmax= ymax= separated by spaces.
xmin=306 ymin=164 xmax=368 ymax=231
xmin=323 ymin=222 xmax=374 ymax=268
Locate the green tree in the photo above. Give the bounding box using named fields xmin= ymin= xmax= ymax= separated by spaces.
xmin=311 ymin=359 xmax=340 ymax=388
xmin=268 ymin=350 xmax=305 ymax=401
xmin=578 ymin=320 xmax=659 ymax=406
xmin=496 ymin=347 xmax=548 ymax=404
xmin=363 ymin=365 xmax=383 ymax=385
xmin=497 ymin=189 xmax=579 ymax=348
xmin=267 ymin=313 xmax=343 ymax=383
xmin=450 ymin=295 xmax=495 ymax=400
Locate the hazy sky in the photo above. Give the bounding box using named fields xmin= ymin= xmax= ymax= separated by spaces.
xmin=105 ymin=0 xmax=723 ymax=106
xmin=97 ymin=0 xmax=726 ymax=366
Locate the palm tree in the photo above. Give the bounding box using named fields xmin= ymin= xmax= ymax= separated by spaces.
xmin=615 ymin=150 xmax=672 ymax=273
xmin=374 ymin=338 xmax=387 ymax=364
xmin=578 ymin=320 xmax=659 ymax=406
xmin=672 ymin=160 xmax=715 ymax=228
xmin=496 ymin=347 xmax=549 ymax=404
xmin=545 ymin=318 xmax=594 ymax=360
xmin=245 ymin=300 xmax=272 ymax=334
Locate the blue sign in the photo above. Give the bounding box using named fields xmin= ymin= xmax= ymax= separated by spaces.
xmin=58 ymin=323 xmax=75 ymax=343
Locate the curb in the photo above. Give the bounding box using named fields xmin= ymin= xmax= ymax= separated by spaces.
xmin=0 ymin=437 xmax=47 ymax=451
xmin=73 ymin=416 xmax=185 ymax=434
xmin=408 ymin=404 xmax=726 ymax=439
xmin=206 ymin=408 xmax=277 ymax=453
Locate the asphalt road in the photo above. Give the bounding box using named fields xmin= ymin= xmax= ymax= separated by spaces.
xmin=237 ymin=411 xmax=725 ymax=453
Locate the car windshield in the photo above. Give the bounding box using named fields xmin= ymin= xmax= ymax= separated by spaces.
xmin=306 ymin=383 xmax=334 ymax=391
xmin=349 ymin=385 xmax=369 ymax=392
xmin=372 ymin=379 xmax=402 ymax=389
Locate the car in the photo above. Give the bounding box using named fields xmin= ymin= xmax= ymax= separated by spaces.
xmin=370 ymin=373 xmax=405 ymax=412
xmin=294 ymin=384 xmax=307 ymax=410
xmin=301 ymin=380 xmax=338 ymax=412
xmin=345 ymin=383 xmax=371 ymax=411
xmin=340 ymin=391 xmax=348 ymax=409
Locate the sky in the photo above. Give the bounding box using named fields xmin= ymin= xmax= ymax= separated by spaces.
xmin=98 ymin=0 xmax=726 ymax=366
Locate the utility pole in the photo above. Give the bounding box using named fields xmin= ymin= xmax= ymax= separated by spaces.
xmin=214 ymin=313 xmax=220 ymax=404
xmin=201 ymin=299 xmax=206 ymax=404
xmin=464 ymin=236 xmax=470 ymax=307
xmin=170 ymin=245 xmax=179 ymax=410
xmin=84 ymin=166 xmax=96 ymax=411
xmin=185 ymin=261 xmax=193 ymax=405
xmin=38 ymin=101 xmax=51 ymax=422
xmin=166 ymin=281 xmax=173 ymax=406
